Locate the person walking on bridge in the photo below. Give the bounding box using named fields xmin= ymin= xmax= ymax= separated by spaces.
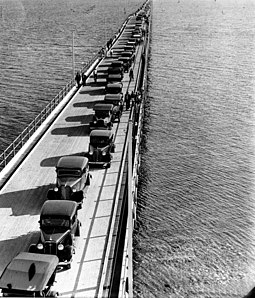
xmin=75 ymin=71 xmax=81 ymax=88
xmin=82 ymin=72 xmax=87 ymax=86
xmin=93 ymin=68 xmax=98 ymax=83
xmin=129 ymin=67 xmax=134 ymax=81
xmin=125 ymin=92 xmax=131 ymax=110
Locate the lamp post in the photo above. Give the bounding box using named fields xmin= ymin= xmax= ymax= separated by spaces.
xmin=72 ymin=30 xmax=75 ymax=79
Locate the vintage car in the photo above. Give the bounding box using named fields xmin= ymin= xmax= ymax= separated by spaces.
xmin=118 ymin=55 xmax=132 ymax=69
xmin=0 ymin=252 xmax=59 ymax=297
xmin=107 ymin=66 xmax=124 ymax=76
xmin=29 ymin=200 xmax=80 ymax=269
xmin=86 ymin=130 xmax=115 ymax=168
xmin=107 ymin=65 xmax=124 ymax=82
xmin=104 ymin=93 xmax=124 ymax=121
xmin=123 ymin=45 xmax=135 ymax=53
xmin=47 ymin=156 xmax=90 ymax=209
xmin=105 ymin=82 xmax=123 ymax=95
xmin=111 ymin=60 xmax=124 ymax=69
xmin=89 ymin=103 xmax=114 ymax=130
xmin=106 ymin=72 xmax=123 ymax=84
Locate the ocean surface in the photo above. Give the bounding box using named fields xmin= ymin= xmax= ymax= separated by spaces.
xmin=134 ymin=0 xmax=255 ymax=297
xmin=1 ymin=0 xmax=255 ymax=297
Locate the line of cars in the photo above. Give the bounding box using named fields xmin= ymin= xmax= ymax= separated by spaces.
xmin=0 ymin=10 xmax=147 ymax=298
xmin=86 ymin=14 xmax=144 ymax=171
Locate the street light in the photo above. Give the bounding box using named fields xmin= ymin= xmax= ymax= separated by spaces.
xmin=72 ymin=30 xmax=75 ymax=79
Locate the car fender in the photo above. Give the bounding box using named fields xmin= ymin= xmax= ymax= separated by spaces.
xmin=29 ymin=244 xmax=38 ymax=253
xmin=71 ymin=190 xmax=83 ymax=203
xmin=47 ymin=189 xmax=58 ymax=200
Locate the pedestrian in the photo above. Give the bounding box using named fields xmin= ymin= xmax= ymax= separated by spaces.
xmin=93 ymin=68 xmax=97 ymax=83
xmin=129 ymin=67 xmax=134 ymax=81
xmin=124 ymin=62 xmax=129 ymax=73
xmin=82 ymin=72 xmax=87 ymax=86
xmin=75 ymin=71 xmax=81 ymax=88
xmin=130 ymin=91 xmax=135 ymax=106
xmin=125 ymin=92 xmax=131 ymax=110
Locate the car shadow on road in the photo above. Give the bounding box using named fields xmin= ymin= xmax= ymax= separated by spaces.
xmin=40 ymin=152 xmax=87 ymax=168
xmin=73 ymin=100 xmax=102 ymax=109
xmin=79 ymin=88 xmax=105 ymax=96
xmin=65 ymin=114 xmax=92 ymax=124
xmin=0 ymin=231 xmax=41 ymax=275
xmin=50 ymin=124 xmax=90 ymax=137
xmin=0 ymin=185 xmax=50 ymax=216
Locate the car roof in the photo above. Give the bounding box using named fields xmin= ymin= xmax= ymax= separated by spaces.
xmin=111 ymin=60 xmax=123 ymax=66
xmin=107 ymin=73 xmax=122 ymax=77
xmin=41 ymin=200 xmax=78 ymax=218
xmin=104 ymin=94 xmax=123 ymax=101
xmin=57 ymin=156 xmax=88 ymax=170
xmin=121 ymin=51 xmax=133 ymax=55
xmin=0 ymin=252 xmax=59 ymax=292
xmin=106 ymin=82 xmax=123 ymax=88
xmin=93 ymin=103 xmax=113 ymax=111
xmin=90 ymin=130 xmax=113 ymax=138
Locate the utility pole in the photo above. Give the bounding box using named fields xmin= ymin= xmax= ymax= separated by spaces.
xmin=72 ymin=31 xmax=75 ymax=79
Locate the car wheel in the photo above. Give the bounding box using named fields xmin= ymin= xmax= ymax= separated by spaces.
xmin=49 ymin=290 xmax=59 ymax=297
xmin=66 ymin=263 xmax=71 ymax=270
xmin=111 ymin=145 xmax=115 ymax=153
xmin=28 ymin=244 xmax=37 ymax=253
xmin=47 ymin=189 xmax=56 ymax=200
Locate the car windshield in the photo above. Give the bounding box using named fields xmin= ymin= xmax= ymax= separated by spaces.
xmin=95 ymin=111 xmax=110 ymax=118
xmin=41 ymin=217 xmax=70 ymax=228
xmin=90 ymin=137 xmax=109 ymax=147
xmin=57 ymin=169 xmax=81 ymax=177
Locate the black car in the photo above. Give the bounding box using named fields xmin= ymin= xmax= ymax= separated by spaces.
xmin=107 ymin=65 xmax=124 ymax=83
xmin=105 ymin=82 xmax=123 ymax=95
xmin=47 ymin=156 xmax=90 ymax=209
xmin=90 ymin=103 xmax=115 ymax=130
xmin=104 ymin=93 xmax=124 ymax=121
xmin=29 ymin=200 xmax=80 ymax=269
xmin=86 ymin=130 xmax=115 ymax=168
xmin=106 ymin=73 xmax=123 ymax=84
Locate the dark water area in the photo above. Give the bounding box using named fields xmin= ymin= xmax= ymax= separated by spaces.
xmin=134 ymin=0 xmax=255 ymax=297
xmin=0 ymin=0 xmax=144 ymax=152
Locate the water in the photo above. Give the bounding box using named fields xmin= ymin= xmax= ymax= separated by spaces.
xmin=1 ymin=0 xmax=255 ymax=297
xmin=0 ymin=0 xmax=143 ymax=151
xmin=134 ymin=0 xmax=255 ymax=297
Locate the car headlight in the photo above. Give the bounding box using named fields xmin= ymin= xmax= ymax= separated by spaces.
xmin=94 ymin=121 xmax=97 ymax=124
xmin=37 ymin=243 xmax=43 ymax=250
xmin=72 ymin=188 xmax=77 ymax=192
xmin=102 ymin=151 xmax=106 ymax=156
xmin=58 ymin=244 xmax=64 ymax=251
xmin=89 ymin=151 xmax=93 ymax=155
xmin=54 ymin=187 xmax=58 ymax=192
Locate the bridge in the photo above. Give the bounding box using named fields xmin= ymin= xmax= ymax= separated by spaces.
xmin=0 ymin=2 xmax=150 ymax=297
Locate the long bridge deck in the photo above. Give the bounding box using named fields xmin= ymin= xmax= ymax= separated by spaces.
xmin=0 ymin=7 xmax=149 ymax=298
